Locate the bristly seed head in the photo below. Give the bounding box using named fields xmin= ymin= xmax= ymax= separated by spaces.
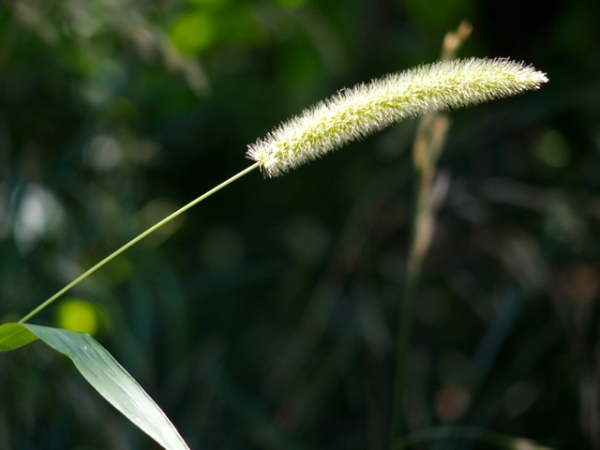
xmin=246 ymin=57 xmax=548 ymax=177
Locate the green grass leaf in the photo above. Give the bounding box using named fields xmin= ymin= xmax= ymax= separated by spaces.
xmin=0 ymin=322 xmax=38 ymax=351
xmin=3 ymin=323 xmax=189 ymax=450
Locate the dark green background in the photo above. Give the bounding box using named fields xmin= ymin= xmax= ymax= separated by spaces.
xmin=1 ymin=0 xmax=599 ymax=448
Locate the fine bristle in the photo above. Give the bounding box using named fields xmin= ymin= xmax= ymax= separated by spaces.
xmin=247 ymin=57 xmax=548 ymax=177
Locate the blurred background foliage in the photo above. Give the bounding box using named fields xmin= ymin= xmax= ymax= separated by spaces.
xmin=0 ymin=0 xmax=599 ymax=449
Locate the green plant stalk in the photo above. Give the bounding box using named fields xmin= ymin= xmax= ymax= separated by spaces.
xmin=390 ymin=249 xmax=424 ymax=449
xmin=390 ymin=113 xmax=449 ymax=448
xmin=390 ymin=22 xmax=471 ymax=448
xmin=19 ymin=162 xmax=260 ymax=324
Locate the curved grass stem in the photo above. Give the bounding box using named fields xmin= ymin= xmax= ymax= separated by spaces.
xmin=19 ymin=162 xmax=260 ymax=324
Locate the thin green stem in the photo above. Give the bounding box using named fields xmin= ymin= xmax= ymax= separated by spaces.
xmin=19 ymin=162 xmax=260 ymax=324
xmin=390 ymin=248 xmax=423 ymax=448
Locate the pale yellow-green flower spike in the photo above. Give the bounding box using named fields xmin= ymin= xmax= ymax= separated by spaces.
xmin=247 ymin=58 xmax=548 ymax=177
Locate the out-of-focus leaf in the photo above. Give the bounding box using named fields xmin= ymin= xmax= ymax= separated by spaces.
xmin=0 ymin=322 xmax=38 ymax=351
xmin=21 ymin=324 xmax=190 ymax=450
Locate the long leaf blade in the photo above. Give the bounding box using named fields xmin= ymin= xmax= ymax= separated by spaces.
xmin=0 ymin=322 xmax=38 ymax=351
xmin=23 ymin=324 xmax=190 ymax=450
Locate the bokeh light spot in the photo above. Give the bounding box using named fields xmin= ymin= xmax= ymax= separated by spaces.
xmin=170 ymin=11 xmax=216 ymax=55
xmin=56 ymin=299 xmax=101 ymax=335
xmin=188 ymin=0 xmax=224 ymax=6
xmin=404 ymin=0 xmax=473 ymax=31
xmin=273 ymin=0 xmax=307 ymax=9
xmin=535 ymin=129 xmax=570 ymax=169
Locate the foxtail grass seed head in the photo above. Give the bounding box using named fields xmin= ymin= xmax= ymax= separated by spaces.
xmin=247 ymin=58 xmax=548 ymax=177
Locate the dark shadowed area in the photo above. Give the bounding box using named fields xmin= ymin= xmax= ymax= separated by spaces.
xmin=0 ymin=0 xmax=599 ymax=449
